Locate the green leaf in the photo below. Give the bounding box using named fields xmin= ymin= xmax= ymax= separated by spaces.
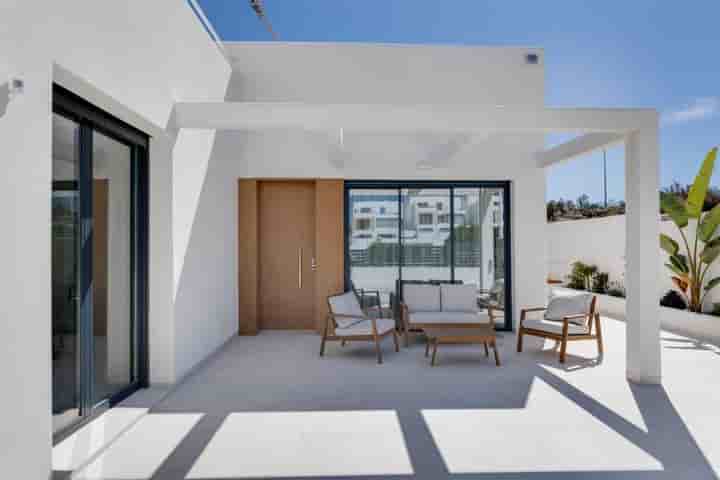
xmin=687 ymin=147 xmax=718 ymax=218
xmin=700 ymin=244 xmax=720 ymax=264
xmin=665 ymin=262 xmax=685 ymax=276
xmin=704 ymin=276 xmax=720 ymax=292
xmin=699 ymin=202 xmax=720 ymax=242
xmin=706 ymin=236 xmax=720 ymax=249
xmin=660 ymin=233 xmax=679 ymax=255
xmin=660 ymin=192 xmax=689 ymax=228
xmin=669 ymin=253 xmax=689 ymax=273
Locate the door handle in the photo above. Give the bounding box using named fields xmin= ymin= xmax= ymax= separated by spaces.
xmin=311 ymin=256 xmax=317 ymax=271
xmin=298 ymin=248 xmax=303 ymax=289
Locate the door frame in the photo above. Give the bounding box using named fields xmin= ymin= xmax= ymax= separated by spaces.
xmin=52 ymin=85 xmax=149 ymax=443
xmin=238 ymin=179 xmax=344 ymax=336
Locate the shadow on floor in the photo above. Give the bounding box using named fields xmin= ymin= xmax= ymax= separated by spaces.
xmin=67 ymin=329 xmax=718 ymax=480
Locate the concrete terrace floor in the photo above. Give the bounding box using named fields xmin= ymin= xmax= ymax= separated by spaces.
xmin=63 ymin=317 xmax=720 ymax=479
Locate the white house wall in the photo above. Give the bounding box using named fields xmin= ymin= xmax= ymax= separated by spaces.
xmin=0 ymin=1 xmax=230 ymax=478
xmin=213 ymin=42 xmax=547 ymax=328
xmin=224 ymin=43 xmax=544 ymax=105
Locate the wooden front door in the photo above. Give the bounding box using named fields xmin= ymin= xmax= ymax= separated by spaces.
xmin=258 ymin=181 xmax=316 ymax=329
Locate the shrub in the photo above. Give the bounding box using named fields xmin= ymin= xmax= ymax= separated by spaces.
xmin=591 ymin=272 xmax=609 ymax=294
xmin=660 ymin=290 xmax=687 ymax=310
xmin=567 ymin=261 xmax=597 ymax=290
xmin=606 ymin=281 xmax=626 ymax=298
xmin=660 ymin=147 xmax=720 ymax=313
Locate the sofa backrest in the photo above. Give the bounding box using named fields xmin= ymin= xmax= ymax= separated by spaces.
xmin=403 ymin=283 xmax=479 ymax=313
xmin=403 ymin=284 xmax=441 ymax=312
xmin=441 ymin=284 xmax=479 ymax=312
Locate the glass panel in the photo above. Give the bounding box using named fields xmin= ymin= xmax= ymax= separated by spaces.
xmin=348 ymin=189 xmax=399 ymax=317
xmin=401 ymin=188 xmax=451 ymax=282
xmin=456 ymin=188 xmax=506 ymax=326
xmin=52 ymin=113 xmax=81 ymax=432
xmin=92 ymin=131 xmax=134 ymax=402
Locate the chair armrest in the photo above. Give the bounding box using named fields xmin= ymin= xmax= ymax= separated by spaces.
xmin=521 ymin=306 xmax=547 ymax=313
xmin=519 ymin=306 xmax=547 ymax=328
xmin=562 ymin=313 xmax=590 ymax=321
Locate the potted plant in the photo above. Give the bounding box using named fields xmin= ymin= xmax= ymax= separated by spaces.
xmin=660 ymin=147 xmax=720 ymax=313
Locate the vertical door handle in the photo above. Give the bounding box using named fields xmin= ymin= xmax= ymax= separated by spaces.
xmin=298 ymin=248 xmax=303 ymax=289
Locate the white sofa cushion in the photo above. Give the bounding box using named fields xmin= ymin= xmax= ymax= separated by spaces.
xmin=523 ymin=319 xmax=590 ymax=335
xmin=408 ymin=311 xmax=490 ymax=326
xmin=403 ymin=284 xmax=441 ymax=312
xmin=441 ymin=284 xmax=478 ymax=312
xmin=342 ymin=318 xmax=395 ymax=336
xmin=544 ymin=292 xmax=594 ymax=325
xmin=328 ymin=291 xmax=365 ymax=328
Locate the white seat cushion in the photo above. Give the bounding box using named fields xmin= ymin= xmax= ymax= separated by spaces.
xmin=340 ymin=318 xmax=395 ymax=336
xmin=403 ymin=284 xmax=441 ymax=312
xmin=523 ymin=319 xmax=590 ymax=335
xmin=544 ymin=292 xmax=594 ymax=325
xmin=328 ymin=291 xmax=365 ymax=328
xmin=441 ymin=284 xmax=479 ymax=312
xmin=408 ymin=311 xmax=490 ymax=326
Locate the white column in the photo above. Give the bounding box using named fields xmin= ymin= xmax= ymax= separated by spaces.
xmin=625 ymin=124 xmax=661 ymax=384
xmin=148 ymin=134 xmax=177 ymax=385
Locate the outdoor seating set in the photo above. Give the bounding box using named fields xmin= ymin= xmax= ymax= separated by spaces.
xmin=320 ymin=282 xmax=603 ymax=366
xmin=321 ymin=281 xmax=603 ymax=365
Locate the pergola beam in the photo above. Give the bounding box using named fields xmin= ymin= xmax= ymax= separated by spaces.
xmin=536 ymin=132 xmax=626 ymax=168
xmin=172 ymin=102 xmax=658 ymax=133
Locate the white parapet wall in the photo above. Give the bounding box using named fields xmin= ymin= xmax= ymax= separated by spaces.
xmin=553 ymin=287 xmax=720 ymax=346
xmin=548 ymin=214 xmax=720 ymax=310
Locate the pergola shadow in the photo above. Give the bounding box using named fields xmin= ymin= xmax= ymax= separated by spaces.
xmin=65 ymin=332 xmax=717 ymax=480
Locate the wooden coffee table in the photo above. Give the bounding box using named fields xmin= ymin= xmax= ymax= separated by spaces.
xmin=424 ymin=325 xmax=500 ymax=366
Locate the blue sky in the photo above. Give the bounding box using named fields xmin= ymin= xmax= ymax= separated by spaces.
xmin=197 ymin=0 xmax=720 ymax=203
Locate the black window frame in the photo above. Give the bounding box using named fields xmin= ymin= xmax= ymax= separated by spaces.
xmin=344 ymin=180 xmax=513 ymax=331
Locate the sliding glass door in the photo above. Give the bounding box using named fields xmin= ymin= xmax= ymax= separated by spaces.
xmin=345 ymin=182 xmax=512 ymax=330
xmin=52 ymin=86 xmax=148 ymax=439
xmin=51 ymin=113 xmax=82 ymax=433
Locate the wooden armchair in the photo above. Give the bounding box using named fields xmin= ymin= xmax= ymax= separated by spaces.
xmin=517 ymin=295 xmax=603 ymax=363
xmin=320 ymin=291 xmax=399 ymax=364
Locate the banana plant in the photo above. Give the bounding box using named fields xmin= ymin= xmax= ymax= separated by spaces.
xmin=660 ymin=147 xmax=720 ymax=312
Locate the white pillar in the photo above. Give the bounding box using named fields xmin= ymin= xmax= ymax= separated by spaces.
xmin=625 ymin=124 xmax=661 ymax=384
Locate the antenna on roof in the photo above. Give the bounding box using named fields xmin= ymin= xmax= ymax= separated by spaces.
xmin=249 ymin=0 xmax=279 ymax=40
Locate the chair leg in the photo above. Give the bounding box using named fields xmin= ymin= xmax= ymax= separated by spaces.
xmin=484 ymin=342 xmax=489 ymax=357
xmin=341 ymin=339 xmax=346 ymax=347
xmin=431 ymin=339 xmax=439 ymax=366
xmin=374 ymin=336 xmax=383 ymax=364
xmin=559 ymin=338 xmax=568 ymax=363
xmin=595 ymin=313 xmax=604 ymax=355
xmin=392 ymin=330 xmax=400 ymax=352
xmin=516 ymin=329 xmax=524 ymax=352
xmin=404 ymin=328 xmax=411 ymax=347
xmin=319 ymin=328 xmax=328 ymax=357
xmin=425 ymin=336 xmax=431 ymax=357
xmin=492 ymin=341 xmax=501 ymax=366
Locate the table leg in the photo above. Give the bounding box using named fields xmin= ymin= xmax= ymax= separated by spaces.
xmin=492 ymin=340 xmax=501 ymax=366
xmin=431 ymin=339 xmax=439 ymax=366
xmin=425 ymin=336 xmax=431 ymax=357
xmin=483 ymin=342 xmax=489 ymax=357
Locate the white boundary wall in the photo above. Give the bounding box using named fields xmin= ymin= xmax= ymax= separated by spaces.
xmin=548 ymin=214 xmax=720 ymax=309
